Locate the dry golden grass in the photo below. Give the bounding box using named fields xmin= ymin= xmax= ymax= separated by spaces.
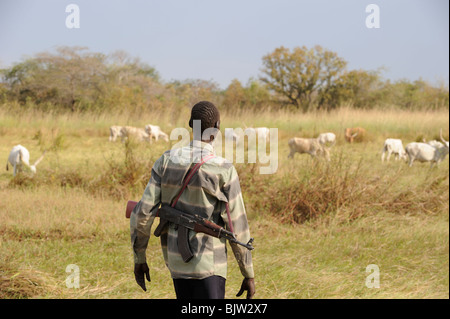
xmin=0 ymin=107 xmax=448 ymax=298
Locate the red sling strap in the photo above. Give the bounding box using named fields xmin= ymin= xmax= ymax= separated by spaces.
xmin=171 ymin=153 xmax=216 ymax=208
xmin=155 ymin=153 xmax=216 ymax=219
xmin=225 ymin=202 xmax=234 ymax=234
xmin=155 ymin=153 xmax=235 ymax=234
xmin=153 ymin=153 xmax=216 ymax=241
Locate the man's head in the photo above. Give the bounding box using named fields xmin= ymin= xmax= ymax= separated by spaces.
xmin=189 ymin=101 xmax=220 ymax=141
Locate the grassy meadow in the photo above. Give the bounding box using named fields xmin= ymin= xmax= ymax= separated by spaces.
xmin=0 ymin=106 xmax=448 ymax=299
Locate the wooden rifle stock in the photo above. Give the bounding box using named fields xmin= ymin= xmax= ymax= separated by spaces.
xmin=126 ymin=200 xmax=138 ymax=218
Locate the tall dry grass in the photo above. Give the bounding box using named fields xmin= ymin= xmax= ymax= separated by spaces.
xmin=0 ymin=106 xmax=448 ymax=298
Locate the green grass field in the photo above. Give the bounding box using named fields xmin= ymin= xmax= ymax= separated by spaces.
xmin=0 ymin=107 xmax=448 ymax=299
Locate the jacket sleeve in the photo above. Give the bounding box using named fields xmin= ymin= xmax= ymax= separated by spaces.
xmin=221 ymin=166 xmax=255 ymax=279
xmin=130 ymin=156 xmax=163 ymax=264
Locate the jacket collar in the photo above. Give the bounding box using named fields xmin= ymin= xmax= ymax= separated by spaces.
xmin=191 ymin=140 xmax=215 ymax=155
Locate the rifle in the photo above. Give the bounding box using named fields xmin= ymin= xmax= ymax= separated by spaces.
xmin=126 ymin=200 xmax=254 ymax=262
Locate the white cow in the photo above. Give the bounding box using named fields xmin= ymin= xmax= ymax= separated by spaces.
xmin=7 ymin=145 xmax=45 ymax=176
xmin=120 ymin=126 xmax=150 ymax=142
xmin=288 ymin=137 xmax=330 ymax=161
xmin=243 ymin=126 xmax=270 ymax=143
xmin=381 ymin=138 xmax=407 ymax=162
xmin=231 ymin=125 xmax=270 ymax=146
xmin=109 ymin=125 xmax=123 ymax=142
xmin=255 ymin=127 xmax=270 ymax=141
xmin=426 ymin=140 xmax=445 ymax=149
xmin=145 ymin=124 xmax=169 ymax=142
xmin=405 ymin=130 xmax=449 ymax=168
xmin=317 ymin=132 xmax=336 ymax=148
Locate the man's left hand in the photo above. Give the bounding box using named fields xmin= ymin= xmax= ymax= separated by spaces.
xmin=134 ymin=263 xmax=151 ymax=291
xmin=236 ymin=278 xmax=255 ymax=299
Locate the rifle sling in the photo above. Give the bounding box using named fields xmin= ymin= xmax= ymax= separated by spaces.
xmin=153 ymin=154 xmax=216 ymax=263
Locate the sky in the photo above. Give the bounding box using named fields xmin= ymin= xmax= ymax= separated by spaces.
xmin=0 ymin=0 xmax=448 ymax=89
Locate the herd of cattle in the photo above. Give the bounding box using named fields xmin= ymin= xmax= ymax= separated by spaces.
xmin=5 ymin=124 xmax=450 ymax=176
xmin=106 ymin=124 xmax=450 ymax=169
xmin=109 ymin=124 xmax=169 ymax=143
xmin=287 ymin=127 xmax=449 ymax=168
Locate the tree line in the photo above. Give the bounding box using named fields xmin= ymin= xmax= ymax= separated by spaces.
xmin=0 ymin=45 xmax=448 ymax=114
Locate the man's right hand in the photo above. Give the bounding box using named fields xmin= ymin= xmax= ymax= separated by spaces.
xmin=134 ymin=263 xmax=151 ymax=291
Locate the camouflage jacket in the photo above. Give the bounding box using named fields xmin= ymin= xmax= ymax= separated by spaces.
xmin=130 ymin=141 xmax=254 ymax=279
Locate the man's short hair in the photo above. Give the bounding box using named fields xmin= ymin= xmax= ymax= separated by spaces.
xmin=189 ymin=101 xmax=220 ymax=134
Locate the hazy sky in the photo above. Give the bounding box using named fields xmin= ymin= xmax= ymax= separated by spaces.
xmin=0 ymin=0 xmax=448 ymax=89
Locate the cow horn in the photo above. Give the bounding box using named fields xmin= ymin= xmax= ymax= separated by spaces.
xmin=33 ymin=150 xmax=46 ymax=167
xmin=440 ymin=128 xmax=449 ymax=147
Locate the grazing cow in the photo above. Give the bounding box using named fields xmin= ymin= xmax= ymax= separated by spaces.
xmin=254 ymin=127 xmax=270 ymax=141
xmin=120 ymin=126 xmax=150 ymax=142
xmin=381 ymin=138 xmax=407 ymax=162
xmin=242 ymin=124 xmax=270 ymax=143
xmin=405 ymin=130 xmax=449 ymax=168
xmin=109 ymin=125 xmax=123 ymax=142
xmin=317 ymin=132 xmax=336 ymax=148
xmin=145 ymin=124 xmax=169 ymax=142
xmin=426 ymin=140 xmax=445 ymax=149
xmin=7 ymin=145 xmax=46 ymax=176
xmin=422 ymin=136 xmax=446 ymax=149
xmin=288 ymin=137 xmax=330 ymax=161
xmin=345 ymin=127 xmax=366 ymax=143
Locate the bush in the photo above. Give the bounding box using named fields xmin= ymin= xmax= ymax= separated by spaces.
xmin=89 ymin=139 xmax=154 ymax=200
xmin=238 ymin=153 xmax=449 ymax=224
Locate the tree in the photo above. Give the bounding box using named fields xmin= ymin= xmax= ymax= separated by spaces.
xmin=223 ymin=79 xmax=246 ymax=109
xmin=244 ymin=78 xmax=270 ymax=108
xmin=1 ymin=46 xmax=108 ymax=111
xmin=166 ymin=78 xmax=220 ymax=106
xmin=0 ymin=46 xmax=161 ymax=113
xmin=385 ymin=79 xmax=449 ymax=110
xmin=223 ymin=78 xmax=270 ymax=111
xmin=260 ymin=45 xmax=347 ymax=112
xmin=326 ymin=69 xmax=383 ymax=109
